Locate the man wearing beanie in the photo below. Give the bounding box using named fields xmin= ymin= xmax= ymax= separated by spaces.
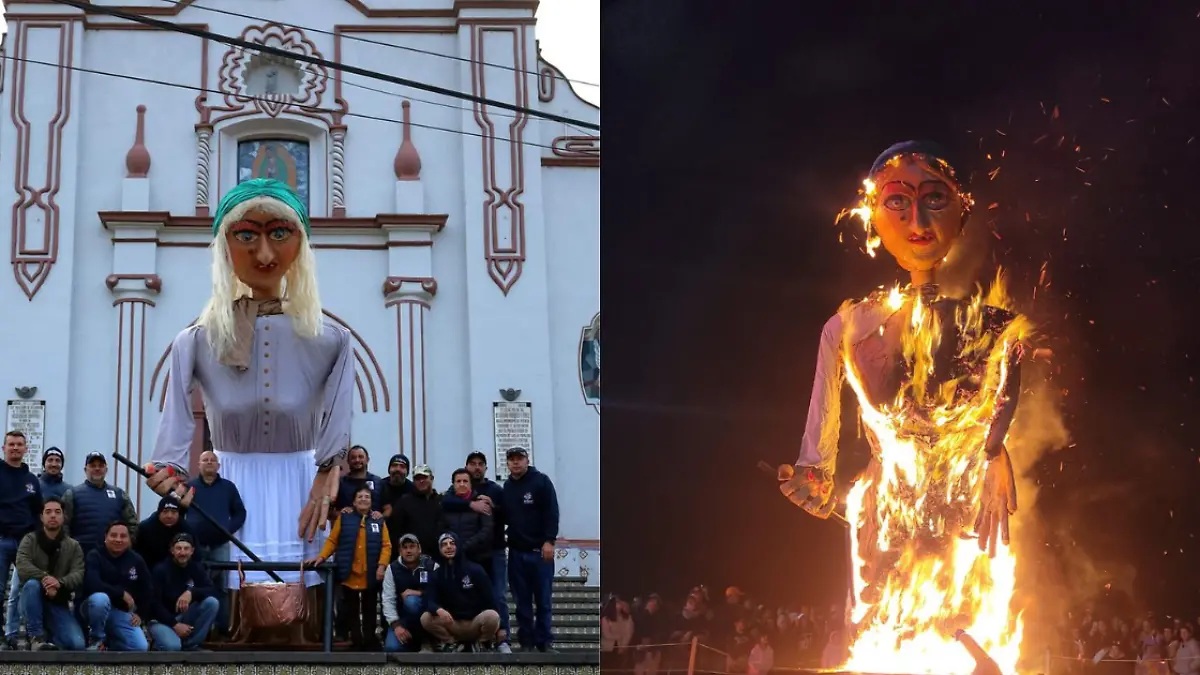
xmin=134 ymin=498 xmax=194 ymax=571
xmin=380 ymin=454 xmax=414 ymax=556
xmin=38 ymin=449 xmax=67 ymax=501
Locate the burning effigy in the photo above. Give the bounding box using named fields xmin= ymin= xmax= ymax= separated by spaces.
xmin=780 ymin=142 xmax=1031 ymax=675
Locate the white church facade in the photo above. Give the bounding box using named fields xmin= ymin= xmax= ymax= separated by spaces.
xmin=0 ymin=0 xmax=599 ymax=583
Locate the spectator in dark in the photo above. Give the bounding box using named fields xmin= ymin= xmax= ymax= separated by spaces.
xmin=601 ymin=595 xmax=634 ymax=667
xmin=725 ymin=617 xmax=754 ymax=673
xmin=421 ymin=532 xmax=500 ymax=652
xmin=147 ymin=533 xmax=218 ymax=652
xmin=15 ymin=498 xmax=85 ymax=651
xmin=393 ymin=465 xmax=446 ymax=557
xmin=134 ymin=498 xmax=193 ymax=571
xmin=82 ymin=522 xmax=151 ymax=652
xmin=381 ymin=533 xmax=436 ymax=653
xmin=443 ymin=469 xmax=493 ymax=565
xmin=444 ymin=450 xmax=510 ymax=652
xmin=1175 ymin=627 xmax=1200 ymax=675
xmin=308 ymin=486 xmax=391 ymax=651
xmin=62 ymin=453 xmax=138 ymax=558
xmin=38 ymin=448 xmax=67 ymax=501
xmin=501 ymin=446 xmax=559 ymax=653
xmin=0 ymin=430 xmax=43 ymax=650
xmin=635 ymin=594 xmax=666 ymax=675
xmin=334 ymin=445 xmax=383 ymax=514
xmin=183 ymin=450 xmax=244 ymax=637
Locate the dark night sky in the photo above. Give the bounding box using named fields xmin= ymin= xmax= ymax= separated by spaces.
xmin=600 ymin=0 xmax=1200 ymax=618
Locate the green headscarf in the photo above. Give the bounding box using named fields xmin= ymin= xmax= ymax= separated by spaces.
xmin=212 ymin=178 xmax=310 ymax=237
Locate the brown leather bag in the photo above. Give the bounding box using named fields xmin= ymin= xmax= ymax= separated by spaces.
xmin=231 ymin=561 xmax=309 ymax=638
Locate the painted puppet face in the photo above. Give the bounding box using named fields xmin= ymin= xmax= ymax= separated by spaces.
xmin=870 ymin=156 xmax=963 ymax=274
xmin=225 ymin=207 xmax=302 ymax=297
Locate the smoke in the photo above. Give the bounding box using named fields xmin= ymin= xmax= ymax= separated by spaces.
xmin=1005 ymin=377 xmax=1075 ymax=670
xmin=935 ymin=217 xmax=994 ymax=300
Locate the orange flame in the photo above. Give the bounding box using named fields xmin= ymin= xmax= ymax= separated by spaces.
xmin=838 ymin=273 xmax=1030 ymax=675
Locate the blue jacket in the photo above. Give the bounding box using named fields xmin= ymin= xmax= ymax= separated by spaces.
xmin=184 ymin=475 xmax=246 ymax=549
xmin=38 ymin=473 xmax=67 ymax=501
xmin=335 ymin=473 xmax=384 ymax=512
xmin=501 ymin=467 xmax=559 ymax=552
xmin=334 ymin=511 xmax=386 ymax=586
xmin=442 ymin=477 xmax=505 ymax=550
xmin=83 ymin=548 xmax=152 ymax=614
xmin=424 ymin=532 xmax=495 ymax=620
xmin=65 ymin=481 xmax=137 ymax=552
xmin=150 ymin=558 xmax=215 ymax=627
xmin=0 ymin=462 xmax=42 ymax=538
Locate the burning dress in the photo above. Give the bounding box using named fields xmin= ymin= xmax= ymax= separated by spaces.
xmin=780 ymin=142 xmax=1029 ymax=675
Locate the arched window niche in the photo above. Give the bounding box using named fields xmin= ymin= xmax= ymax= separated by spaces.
xmin=215 ymin=116 xmax=329 ymax=218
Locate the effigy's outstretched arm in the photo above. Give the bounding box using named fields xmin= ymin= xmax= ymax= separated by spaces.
xmin=974 ymin=345 xmax=1023 ymax=556
xmin=779 ymin=312 xmax=845 ymax=518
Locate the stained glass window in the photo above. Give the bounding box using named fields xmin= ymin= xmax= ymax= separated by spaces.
xmin=580 ymin=314 xmax=600 ymax=404
xmin=237 ymin=139 xmax=310 ymax=209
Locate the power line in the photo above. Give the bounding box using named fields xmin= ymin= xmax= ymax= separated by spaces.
xmin=46 ymin=0 xmax=600 ymax=132
xmin=147 ymin=0 xmax=600 ymax=139
xmin=0 ymin=51 xmax=563 ymax=151
xmin=152 ymin=0 xmax=601 ymax=90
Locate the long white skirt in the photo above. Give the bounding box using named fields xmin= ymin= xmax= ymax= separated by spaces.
xmin=214 ymin=449 xmax=326 ymax=589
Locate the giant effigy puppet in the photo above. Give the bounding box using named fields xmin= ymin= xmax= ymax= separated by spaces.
xmin=778 ymin=142 xmax=1029 ymax=675
xmin=145 ymin=178 xmax=354 ymax=590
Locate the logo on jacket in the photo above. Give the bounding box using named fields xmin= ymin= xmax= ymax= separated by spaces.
xmin=186 ymin=579 xmax=194 ymax=588
xmin=106 ymin=490 xmax=116 ymax=499
xmin=128 ymin=567 xmax=138 ymax=580
xmin=24 ymin=483 xmax=34 ymax=494
xmin=461 ymin=575 xmax=473 ymax=589
xmin=419 ymin=570 xmax=428 ymax=584
xmin=366 ymin=480 xmax=375 ymax=491
xmin=523 ymin=492 xmax=533 ymax=505
xmin=370 ymin=523 xmax=380 ymax=534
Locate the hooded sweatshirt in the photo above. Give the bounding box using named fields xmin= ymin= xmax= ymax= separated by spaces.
xmin=424 ymin=532 xmax=495 ymax=621
xmin=134 ymin=499 xmax=194 ymax=571
xmin=501 ymin=466 xmax=559 ymax=552
xmin=83 ymin=547 xmax=152 ymax=614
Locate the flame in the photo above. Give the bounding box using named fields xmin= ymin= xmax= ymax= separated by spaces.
xmin=838 ymin=271 xmax=1031 ymax=675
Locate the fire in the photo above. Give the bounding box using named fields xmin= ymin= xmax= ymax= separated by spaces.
xmin=838 ymin=273 xmax=1031 ymax=675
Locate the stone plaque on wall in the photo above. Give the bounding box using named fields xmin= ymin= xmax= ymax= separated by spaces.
xmin=493 ymin=401 xmax=533 ymax=480
xmin=5 ymin=400 xmax=45 ymax=468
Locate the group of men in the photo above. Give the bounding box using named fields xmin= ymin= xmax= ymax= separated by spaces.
xmin=0 ymin=429 xmax=561 ymax=654
xmin=325 ymin=444 xmax=561 ymax=653
xmin=0 ymin=431 xmax=223 ymax=651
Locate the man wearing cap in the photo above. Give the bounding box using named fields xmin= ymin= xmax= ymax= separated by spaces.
xmin=443 ymin=450 xmax=510 ymax=652
xmin=334 ymin=445 xmax=383 ymax=515
xmin=134 ymin=498 xmax=194 ymax=572
xmin=381 ymin=533 xmax=436 ymax=652
xmin=0 ymin=431 xmax=44 ymax=650
xmin=15 ymin=497 xmax=85 ymax=651
xmin=62 ymin=453 xmax=138 ymax=559
xmin=147 ymin=532 xmax=219 ymax=651
xmin=501 ymin=446 xmax=560 ymax=652
xmin=392 ymin=465 xmax=447 ymax=557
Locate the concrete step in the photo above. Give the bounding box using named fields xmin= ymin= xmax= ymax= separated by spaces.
xmin=507 ymin=600 xmax=599 ymax=612
xmin=506 ymin=590 xmax=599 ymax=602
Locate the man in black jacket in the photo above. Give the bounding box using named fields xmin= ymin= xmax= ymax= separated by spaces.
xmin=0 ymin=430 xmax=43 ymax=650
xmin=147 ymin=533 xmax=218 ymax=651
xmin=443 ymin=469 xmax=493 ymax=563
xmin=134 ymin=498 xmax=193 ymax=571
xmin=391 ymin=466 xmax=446 ymax=557
xmin=421 ymin=532 xmax=499 ymax=652
xmin=501 ymin=447 xmax=559 ymax=652
xmin=82 ymin=522 xmax=151 ymax=651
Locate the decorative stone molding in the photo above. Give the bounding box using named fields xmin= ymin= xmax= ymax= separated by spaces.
xmin=208 ymin=23 xmax=334 ymax=126
xmin=125 ymin=105 xmax=151 ymax=178
xmin=194 ymin=124 xmax=213 ymax=217
xmin=330 ymin=125 xmax=347 ymax=217
xmin=382 ymin=276 xmax=437 ymax=299
xmin=394 ymin=101 xmax=421 ymax=181
xmin=105 ymin=274 xmax=162 ymax=295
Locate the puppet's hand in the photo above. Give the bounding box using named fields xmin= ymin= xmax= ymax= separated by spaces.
xmin=973 ymin=446 xmax=1017 ymax=558
xmin=299 ymin=465 xmax=341 ymax=542
xmin=779 ymin=465 xmax=837 ymax=519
